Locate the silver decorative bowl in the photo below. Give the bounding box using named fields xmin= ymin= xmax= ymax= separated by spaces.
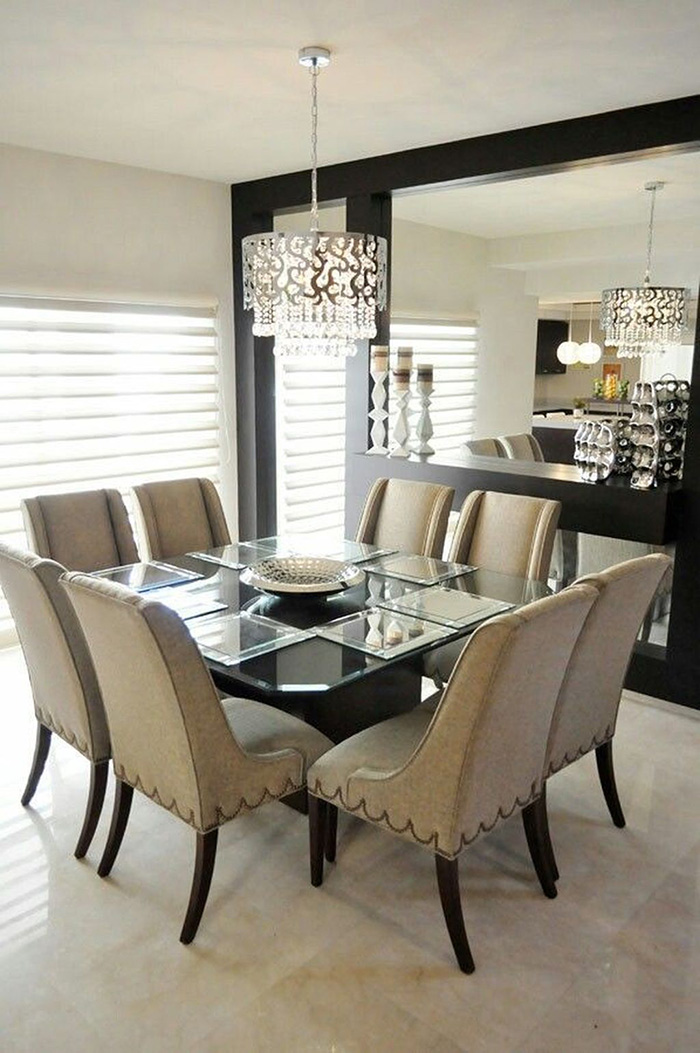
xmin=240 ymin=556 xmax=365 ymax=597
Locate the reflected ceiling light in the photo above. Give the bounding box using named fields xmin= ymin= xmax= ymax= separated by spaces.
xmin=557 ymin=303 xmax=580 ymax=365
xmin=242 ymin=46 xmax=387 ymax=358
xmin=579 ymin=301 xmax=602 ymax=364
xmin=601 ymin=182 xmax=689 ymax=358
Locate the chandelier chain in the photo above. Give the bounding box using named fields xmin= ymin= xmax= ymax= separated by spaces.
xmin=310 ymin=64 xmax=319 ymax=233
xmin=644 ymin=183 xmax=657 ymax=286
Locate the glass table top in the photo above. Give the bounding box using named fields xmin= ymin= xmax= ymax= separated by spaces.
xmin=160 ymin=536 xmax=550 ymax=696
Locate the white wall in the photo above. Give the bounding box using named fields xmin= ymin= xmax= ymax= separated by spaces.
xmin=391 ymin=219 xmax=538 ymax=438
xmin=0 ymin=143 xmax=237 ymax=527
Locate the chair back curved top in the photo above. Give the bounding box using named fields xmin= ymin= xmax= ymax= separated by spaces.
xmin=131 ymin=477 xmax=231 ymax=561
xmin=61 ymin=572 xmax=310 ymax=832
xmin=461 ymin=437 xmax=506 ymax=458
xmin=498 ymin=433 xmax=545 ymax=462
xmin=545 ymin=554 xmax=672 ymax=776
xmin=449 ymin=490 xmax=560 ymax=583
xmin=333 ymin=585 xmax=596 ymax=858
xmin=355 ymin=478 xmax=454 ymax=558
xmin=22 ymin=489 xmax=138 ymax=571
xmin=0 ymin=543 xmax=109 ymax=762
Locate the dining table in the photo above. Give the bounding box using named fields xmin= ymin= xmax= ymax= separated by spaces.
xmin=101 ymin=536 xmax=549 ymax=745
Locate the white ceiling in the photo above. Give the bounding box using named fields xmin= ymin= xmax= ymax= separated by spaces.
xmin=392 ymin=152 xmax=700 ymax=238
xmin=1 ymin=0 xmax=699 ymax=183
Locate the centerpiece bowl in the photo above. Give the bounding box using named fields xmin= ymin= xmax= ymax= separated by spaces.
xmin=240 ymin=556 xmax=365 ymax=597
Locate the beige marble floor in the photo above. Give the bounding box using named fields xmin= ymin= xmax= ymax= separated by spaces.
xmin=1 ymin=645 xmax=698 ymax=1053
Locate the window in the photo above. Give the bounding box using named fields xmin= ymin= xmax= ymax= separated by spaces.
xmin=275 ymin=356 xmax=346 ymax=538
xmin=0 ymin=296 xmax=220 ymax=639
xmin=390 ymin=321 xmax=479 ymax=457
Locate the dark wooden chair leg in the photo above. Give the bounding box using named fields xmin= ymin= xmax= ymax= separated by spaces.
xmin=435 ymin=855 xmax=475 ymax=974
xmin=596 ymin=740 xmax=626 ymax=828
xmin=325 ymin=804 xmax=338 ymax=863
xmin=180 ymin=829 xmax=219 ymax=945
xmin=74 ymin=760 xmax=109 ymax=859
xmin=21 ymin=723 xmax=51 ymax=806
xmin=97 ymin=778 xmax=134 ymax=877
xmin=537 ymin=783 xmax=559 ymax=882
xmin=309 ymin=794 xmax=327 ymax=887
xmin=522 ymin=796 xmax=558 ymax=899
xmin=281 ymin=786 xmax=308 ymax=815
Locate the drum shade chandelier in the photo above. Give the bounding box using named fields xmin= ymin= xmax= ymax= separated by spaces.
xmin=600 ymin=182 xmax=688 ymax=358
xmin=242 ymin=46 xmax=387 ymax=358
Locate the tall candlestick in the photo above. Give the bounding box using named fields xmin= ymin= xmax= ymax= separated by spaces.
xmin=367 ymin=345 xmax=389 ymax=455
xmin=389 ymin=369 xmax=412 ymax=458
xmin=413 ymin=363 xmax=435 ymax=455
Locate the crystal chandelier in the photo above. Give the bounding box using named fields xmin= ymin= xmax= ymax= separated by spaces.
xmin=242 ymin=47 xmax=387 ymax=358
xmin=601 ymin=182 xmax=688 ymax=358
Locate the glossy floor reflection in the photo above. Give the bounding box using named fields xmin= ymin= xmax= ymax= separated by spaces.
xmin=1 ymin=644 xmax=698 ymax=1052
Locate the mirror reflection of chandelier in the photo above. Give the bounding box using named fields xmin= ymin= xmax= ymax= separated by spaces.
xmin=600 ymin=181 xmax=689 ymax=359
xmin=242 ymin=47 xmax=387 ymax=358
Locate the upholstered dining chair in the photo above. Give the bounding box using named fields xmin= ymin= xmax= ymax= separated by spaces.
xmin=61 ymin=571 xmax=332 ymax=944
xmin=424 ymin=491 xmax=561 ymax=687
xmin=0 ymin=543 xmax=110 ymax=858
xmin=460 ymin=437 xmax=506 ymax=458
xmin=22 ymin=488 xmax=139 ymax=571
xmin=539 ymin=554 xmax=672 ymax=883
xmin=497 ymin=432 xmax=546 ymax=462
xmin=307 ymin=584 xmax=597 ymax=973
xmin=131 ymin=477 xmax=231 ymax=561
xmin=355 ymin=478 xmax=454 ymax=558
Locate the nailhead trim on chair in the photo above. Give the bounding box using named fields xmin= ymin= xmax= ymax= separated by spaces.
xmin=547 ymin=726 xmax=614 ymax=777
xmin=36 ymin=707 xmax=91 ymax=759
xmin=116 ymin=764 xmax=306 ymax=832
xmin=309 ymin=778 xmax=542 ymax=858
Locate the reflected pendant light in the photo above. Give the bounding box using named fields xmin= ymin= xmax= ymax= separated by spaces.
xmin=242 ymin=47 xmax=387 ymax=358
xmin=601 ymin=182 xmax=688 ymax=358
xmin=579 ymin=301 xmax=602 ymax=364
xmin=557 ymin=303 xmax=580 ymax=365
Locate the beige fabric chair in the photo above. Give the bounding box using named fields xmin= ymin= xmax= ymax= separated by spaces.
xmin=539 ymin=554 xmax=672 ymax=885
xmin=131 ymin=477 xmax=231 ymax=560
xmin=498 ymin=433 xmax=546 ymax=462
xmin=308 ymin=585 xmax=597 ymax=973
xmin=424 ymin=491 xmax=561 ymax=687
xmin=355 ymin=478 xmax=454 ymax=558
xmin=0 ymin=543 xmax=110 ymax=858
xmin=461 ymin=437 xmax=506 ymax=458
xmin=61 ymin=571 xmax=332 ymax=944
xmin=22 ymin=489 xmax=139 ymax=571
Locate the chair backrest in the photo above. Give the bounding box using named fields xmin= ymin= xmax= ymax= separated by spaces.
xmin=461 ymin=437 xmax=506 ymax=458
xmin=355 ymin=478 xmax=454 ymax=558
xmin=576 ymin=532 xmax=654 ymax=577
xmin=357 ymin=586 xmax=596 ymax=857
xmin=61 ymin=572 xmax=278 ymax=831
xmin=131 ymin=477 xmax=231 ymax=560
xmin=498 ymin=433 xmax=545 ymax=462
xmin=0 ymin=543 xmax=109 ymax=762
xmin=449 ymin=490 xmax=560 ymax=583
xmin=545 ymin=554 xmax=672 ymax=776
xmin=22 ymin=489 xmax=139 ymax=571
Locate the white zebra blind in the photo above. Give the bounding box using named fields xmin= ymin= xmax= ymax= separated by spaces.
xmin=390 ymin=321 xmax=479 ymax=457
xmin=0 ymin=296 xmax=219 ymax=636
xmin=275 ymin=356 xmax=346 ymax=538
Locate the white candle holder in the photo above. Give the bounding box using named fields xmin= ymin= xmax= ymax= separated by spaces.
xmin=389 ymin=386 xmax=412 ymax=458
xmin=413 ymin=381 xmax=435 ymax=454
xmin=367 ymin=367 xmax=389 ymax=455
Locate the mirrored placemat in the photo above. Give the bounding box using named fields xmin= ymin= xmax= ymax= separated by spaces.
xmin=379 ymin=586 xmax=514 ymax=628
xmin=154 ymin=587 xmax=227 ymax=621
xmin=91 ymin=561 xmax=203 ymax=592
xmin=188 ymin=611 xmax=312 ymax=666
xmin=188 ymin=542 xmax=291 ymax=570
xmin=255 ymin=535 xmax=398 ymax=565
xmin=367 ymin=553 xmax=476 ymax=586
xmin=315 ymin=607 xmax=452 ymax=660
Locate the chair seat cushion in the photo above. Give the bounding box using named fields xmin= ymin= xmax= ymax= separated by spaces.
xmin=221 ymin=697 xmax=332 ymax=771
xmin=308 ymin=707 xmax=432 ymax=809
